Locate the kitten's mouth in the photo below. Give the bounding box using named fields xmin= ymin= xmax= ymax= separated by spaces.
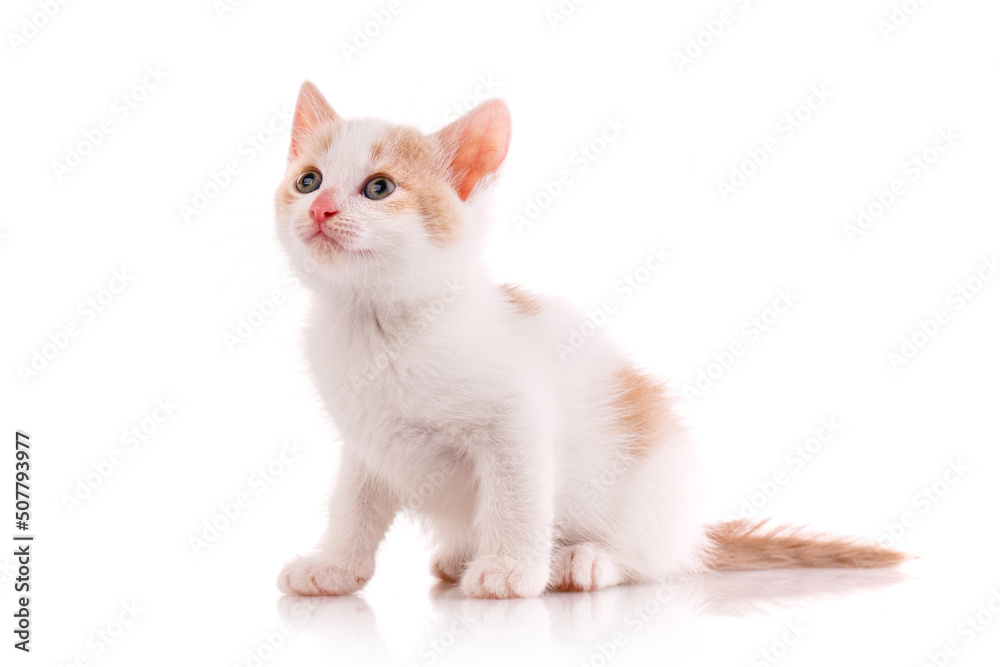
xmin=308 ymin=230 xmax=343 ymax=250
xmin=305 ymin=227 xmax=352 ymax=253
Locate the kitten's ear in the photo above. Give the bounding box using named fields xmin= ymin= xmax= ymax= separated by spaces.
xmin=289 ymin=81 xmax=338 ymax=160
xmin=434 ymin=99 xmax=511 ymax=201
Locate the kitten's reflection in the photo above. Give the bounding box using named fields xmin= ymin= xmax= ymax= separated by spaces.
xmin=276 ymin=594 xmax=392 ymax=661
xmin=277 ymin=567 xmax=911 ymax=665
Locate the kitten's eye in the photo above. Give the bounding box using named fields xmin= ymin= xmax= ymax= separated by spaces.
xmin=295 ymin=170 xmax=322 ymax=194
xmin=363 ymin=176 xmax=396 ymax=200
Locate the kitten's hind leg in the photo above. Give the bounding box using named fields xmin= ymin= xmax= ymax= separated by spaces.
xmin=425 ymin=495 xmax=478 ymax=584
xmin=431 ymin=548 xmax=471 ymax=583
xmin=548 ymin=543 xmax=623 ymax=592
xmin=430 ymin=527 xmax=476 ymax=583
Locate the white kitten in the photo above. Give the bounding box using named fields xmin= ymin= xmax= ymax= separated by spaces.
xmin=274 ymin=82 xmax=907 ymax=599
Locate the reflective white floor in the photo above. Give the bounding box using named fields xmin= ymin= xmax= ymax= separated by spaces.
xmin=29 ymin=512 xmax=999 ymax=667
xmin=277 ymin=568 xmax=910 ymax=666
xmin=31 ymin=462 xmax=999 ymax=667
xmin=263 ymin=556 xmax=994 ymax=667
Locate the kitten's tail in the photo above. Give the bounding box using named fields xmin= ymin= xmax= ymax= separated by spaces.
xmin=702 ymin=519 xmax=912 ymax=571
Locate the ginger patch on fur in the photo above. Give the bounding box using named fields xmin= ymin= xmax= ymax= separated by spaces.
xmin=501 ymin=283 xmax=541 ymax=316
xmin=369 ymin=126 xmax=460 ymax=245
xmin=612 ymin=366 xmax=676 ymax=455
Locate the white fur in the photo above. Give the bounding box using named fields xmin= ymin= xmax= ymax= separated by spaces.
xmin=276 ymin=110 xmax=708 ymax=599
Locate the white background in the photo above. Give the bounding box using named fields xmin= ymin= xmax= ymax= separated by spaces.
xmin=2 ymin=0 xmax=999 ymax=665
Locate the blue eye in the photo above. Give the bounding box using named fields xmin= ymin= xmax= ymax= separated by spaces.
xmin=296 ymin=170 xmax=322 ymax=193
xmin=363 ymin=176 xmax=396 ymax=200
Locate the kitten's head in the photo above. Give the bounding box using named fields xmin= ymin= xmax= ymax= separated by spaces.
xmin=275 ymin=81 xmax=510 ymax=291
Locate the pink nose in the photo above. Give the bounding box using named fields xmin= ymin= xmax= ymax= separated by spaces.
xmin=310 ymin=191 xmax=339 ymax=227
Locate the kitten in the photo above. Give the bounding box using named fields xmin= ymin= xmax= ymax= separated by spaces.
xmin=274 ymin=81 xmax=908 ymax=599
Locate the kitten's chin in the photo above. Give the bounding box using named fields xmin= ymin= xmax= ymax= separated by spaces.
xmin=305 ymin=240 xmax=346 ymax=266
xmin=306 ymin=230 xmax=347 ymax=254
xmin=300 ymin=228 xmax=368 ymax=264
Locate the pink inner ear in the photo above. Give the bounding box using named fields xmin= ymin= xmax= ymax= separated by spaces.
xmin=439 ymin=100 xmax=511 ymax=201
xmin=290 ymin=81 xmax=338 ymax=159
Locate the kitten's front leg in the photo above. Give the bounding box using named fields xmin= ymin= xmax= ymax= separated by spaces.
xmin=461 ymin=441 xmax=553 ymax=599
xmin=279 ymin=453 xmax=398 ymax=596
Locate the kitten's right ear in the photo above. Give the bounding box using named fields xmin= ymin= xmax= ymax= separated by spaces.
xmin=289 ymin=81 xmax=338 ymax=161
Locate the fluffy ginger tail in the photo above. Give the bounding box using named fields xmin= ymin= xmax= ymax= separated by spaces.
xmin=703 ymin=519 xmax=912 ymax=571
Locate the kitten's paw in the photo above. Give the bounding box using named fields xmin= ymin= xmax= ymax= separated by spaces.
xmin=431 ymin=552 xmax=467 ymax=584
xmin=277 ymin=555 xmax=368 ymax=596
xmin=461 ymin=554 xmax=549 ymax=599
xmin=549 ymin=543 xmax=620 ymax=592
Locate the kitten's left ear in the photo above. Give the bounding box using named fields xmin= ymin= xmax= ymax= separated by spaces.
xmin=289 ymin=81 xmax=338 ymax=160
xmin=434 ymin=99 xmax=511 ymax=201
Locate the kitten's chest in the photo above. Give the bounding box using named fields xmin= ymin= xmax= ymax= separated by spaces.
xmin=307 ymin=309 xmax=467 ymax=420
xmin=305 ymin=297 xmax=522 ymax=459
xmin=311 ymin=325 xmax=487 ymax=500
